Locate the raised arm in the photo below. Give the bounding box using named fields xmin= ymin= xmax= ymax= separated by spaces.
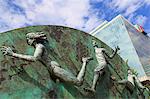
xmin=1 ymin=44 xmax=44 ymax=62
xmin=133 ymin=76 xmax=149 ymax=91
xmin=103 ymin=46 xmax=120 ymax=59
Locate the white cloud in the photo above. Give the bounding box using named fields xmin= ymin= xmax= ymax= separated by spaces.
xmin=0 ymin=0 xmax=103 ymax=33
xmin=90 ymin=0 xmax=103 ymax=3
xmin=134 ymin=15 xmax=147 ymax=26
xmin=127 ymin=13 xmax=148 ymax=27
xmin=110 ymin=0 xmax=137 ymax=11
xmin=0 ymin=1 xmax=28 ymax=32
xmin=82 ymin=15 xmax=103 ymax=32
xmin=145 ymin=0 xmax=150 ymax=5
xmin=127 ymin=13 xmax=136 ymax=22
xmin=110 ymin=0 xmax=149 ymax=16
xmin=124 ymin=2 xmax=142 ymax=16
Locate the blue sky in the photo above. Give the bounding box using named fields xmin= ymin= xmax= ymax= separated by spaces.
xmin=0 ymin=0 xmax=150 ymax=33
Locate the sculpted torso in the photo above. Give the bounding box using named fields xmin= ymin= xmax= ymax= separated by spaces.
xmin=95 ymin=47 xmax=106 ymax=64
xmin=35 ymin=44 xmax=51 ymax=66
xmin=127 ymin=74 xmax=135 ymax=85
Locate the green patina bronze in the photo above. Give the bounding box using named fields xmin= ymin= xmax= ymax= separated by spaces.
xmin=0 ymin=25 xmax=149 ymax=99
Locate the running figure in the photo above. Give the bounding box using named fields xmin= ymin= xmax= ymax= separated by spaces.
xmin=118 ymin=69 xmax=149 ymax=92
xmin=1 ymin=32 xmax=92 ymax=86
xmin=85 ymin=40 xmax=120 ymax=92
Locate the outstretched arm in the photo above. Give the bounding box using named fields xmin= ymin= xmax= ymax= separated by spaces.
xmin=133 ymin=76 xmax=149 ymax=91
xmin=1 ymin=44 xmax=44 ymax=62
xmin=103 ymin=46 xmax=120 ymax=59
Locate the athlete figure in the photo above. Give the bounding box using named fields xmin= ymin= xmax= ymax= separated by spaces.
xmin=118 ymin=69 xmax=149 ymax=92
xmin=1 ymin=32 xmax=92 ymax=86
xmin=85 ymin=40 xmax=120 ymax=92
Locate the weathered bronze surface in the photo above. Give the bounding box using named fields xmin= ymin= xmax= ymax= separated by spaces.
xmin=0 ymin=25 xmax=148 ymax=99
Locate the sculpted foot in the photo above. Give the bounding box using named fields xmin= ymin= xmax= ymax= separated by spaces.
xmin=84 ymin=87 xmax=96 ymax=93
xmin=110 ymin=75 xmax=116 ymax=81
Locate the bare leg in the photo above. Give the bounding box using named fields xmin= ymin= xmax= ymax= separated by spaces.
xmin=91 ymin=72 xmax=100 ymax=91
xmin=118 ymin=79 xmax=128 ymax=84
xmin=118 ymin=79 xmax=135 ymax=92
xmin=84 ymin=70 xmax=103 ymax=93
xmin=135 ymin=77 xmax=149 ymax=91
xmin=77 ymin=57 xmax=92 ymax=82
xmin=84 ymin=64 xmax=106 ymax=93
xmin=50 ymin=57 xmax=91 ymax=86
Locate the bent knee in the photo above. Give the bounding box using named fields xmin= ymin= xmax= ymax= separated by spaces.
xmin=75 ymin=80 xmax=83 ymax=86
xmin=51 ymin=61 xmax=60 ymax=67
xmin=94 ymin=70 xmax=99 ymax=75
xmin=94 ymin=69 xmax=104 ymax=75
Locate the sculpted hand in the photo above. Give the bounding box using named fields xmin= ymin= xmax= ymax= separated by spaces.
xmin=82 ymin=57 xmax=93 ymax=63
xmin=145 ymin=87 xmax=149 ymax=92
xmin=92 ymin=40 xmax=97 ymax=47
xmin=1 ymin=46 xmax=14 ymax=56
xmin=115 ymin=46 xmax=120 ymax=51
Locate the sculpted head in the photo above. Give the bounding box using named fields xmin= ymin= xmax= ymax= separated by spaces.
xmin=127 ymin=69 xmax=133 ymax=75
xmin=26 ymin=32 xmax=47 ymax=45
xmin=92 ymin=40 xmax=99 ymax=48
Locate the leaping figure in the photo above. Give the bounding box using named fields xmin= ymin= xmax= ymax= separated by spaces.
xmin=1 ymin=32 xmax=92 ymax=86
xmin=85 ymin=40 xmax=120 ymax=93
